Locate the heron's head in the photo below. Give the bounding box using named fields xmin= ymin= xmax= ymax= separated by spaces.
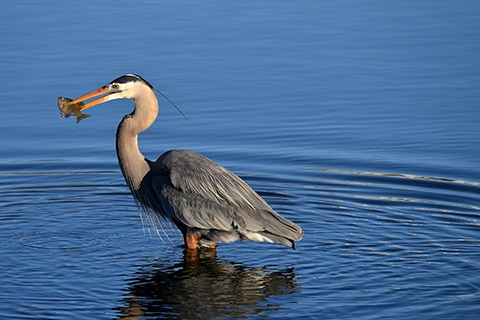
xmin=70 ymin=74 xmax=155 ymax=110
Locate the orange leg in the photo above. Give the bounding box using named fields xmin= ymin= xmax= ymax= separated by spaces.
xmin=184 ymin=232 xmax=217 ymax=250
xmin=184 ymin=232 xmax=201 ymax=250
xmin=183 ymin=233 xmax=218 ymax=267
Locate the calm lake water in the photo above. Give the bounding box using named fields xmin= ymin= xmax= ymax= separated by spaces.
xmin=1 ymin=1 xmax=479 ymax=319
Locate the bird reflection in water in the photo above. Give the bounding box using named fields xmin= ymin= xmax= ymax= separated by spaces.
xmin=115 ymin=251 xmax=300 ymax=319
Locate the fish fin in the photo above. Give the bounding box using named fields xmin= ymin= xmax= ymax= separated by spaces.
xmin=76 ymin=114 xmax=91 ymax=124
xmin=59 ymin=111 xmax=70 ymax=119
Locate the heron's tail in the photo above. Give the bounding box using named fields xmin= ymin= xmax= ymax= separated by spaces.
xmin=240 ymin=208 xmax=303 ymax=249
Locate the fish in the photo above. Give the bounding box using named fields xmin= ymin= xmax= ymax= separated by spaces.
xmin=57 ymin=97 xmax=91 ymax=124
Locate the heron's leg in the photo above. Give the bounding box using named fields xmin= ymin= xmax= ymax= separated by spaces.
xmin=184 ymin=232 xmax=201 ymax=250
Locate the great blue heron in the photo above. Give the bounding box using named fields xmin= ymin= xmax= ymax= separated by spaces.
xmin=70 ymin=74 xmax=303 ymax=251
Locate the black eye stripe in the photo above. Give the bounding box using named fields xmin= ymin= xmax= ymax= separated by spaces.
xmin=109 ymin=74 xmax=154 ymax=90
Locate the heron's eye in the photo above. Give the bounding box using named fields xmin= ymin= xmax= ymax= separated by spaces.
xmin=112 ymin=83 xmax=120 ymax=90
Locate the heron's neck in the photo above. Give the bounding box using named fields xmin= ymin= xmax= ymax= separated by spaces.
xmin=116 ymin=89 xmax=158 ymax=191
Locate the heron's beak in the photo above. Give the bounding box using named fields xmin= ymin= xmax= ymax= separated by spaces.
xmin=70 ymin=87 xmax=113 ymax=111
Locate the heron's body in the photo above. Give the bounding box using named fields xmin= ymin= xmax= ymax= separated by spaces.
xmin=71 ymin=74 xmax=303 ymax=250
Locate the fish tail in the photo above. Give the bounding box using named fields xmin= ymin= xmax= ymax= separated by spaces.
xmin=76 ymin=114 xmax=91 ymax=124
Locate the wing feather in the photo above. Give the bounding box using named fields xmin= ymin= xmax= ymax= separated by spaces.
xmin=156 ymin=150 xmax=271 ymax=209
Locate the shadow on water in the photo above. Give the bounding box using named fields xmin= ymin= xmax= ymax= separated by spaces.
xmin=115 ymin=251 xmax=300 ymax=319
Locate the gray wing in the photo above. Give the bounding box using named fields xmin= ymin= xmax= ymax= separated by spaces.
xmin=150 ymin=149 xmax=302 ymax=241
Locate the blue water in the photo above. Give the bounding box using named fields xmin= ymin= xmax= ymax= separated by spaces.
xmin=1 ymin=1 xmax=479 ymax=319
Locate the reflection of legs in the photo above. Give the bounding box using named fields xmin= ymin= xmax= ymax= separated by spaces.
xmin=183 ymin=246 xmax=200 ymax=267
xmin=207 ymin=245 xmax=217 ymax=258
